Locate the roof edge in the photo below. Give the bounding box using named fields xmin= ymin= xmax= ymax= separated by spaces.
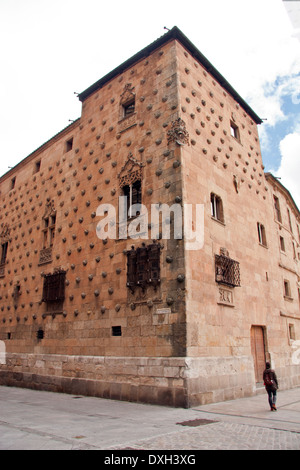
xmin=265 ymin=172 xmax=300 ymax=216
xmin=78 ymin=26 xmax=262 ymax=125
xmin=0 ymin=118 xmax=80 ymax=184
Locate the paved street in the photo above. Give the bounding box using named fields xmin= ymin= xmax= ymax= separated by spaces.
xmin=0 ymin=385 xmax=299 ymax=450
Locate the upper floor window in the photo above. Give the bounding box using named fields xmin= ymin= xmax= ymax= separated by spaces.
xmin=257 ymin=222 xmax=267 ymax=247
xmin=0 ymin=242 xmax=8 ymax=265
xmin=211 ymin=193 xmax=224 ymax=223
xmin=65 ymin=137 xmax=73 ymax=153
xmin=122 ymin=180 xmax=142 ymax=219
xmin=120 ymin=83 xmax=136 ymax=120
xmin=287 ymin=208 xmax=293 ymax=233
xmin=123 ymin=98 xmax=135 ymax=118
xmin=284 ymin=279 xmax=292 ymax=299
xmin=230 ymin=121 xmax=240 ymax=142
xmin=273 ymin=195 xmax=282 ymax=223
xmin=280 ymin=236 xmax=285 ymax=252
xmin=34 ymin=159 xmax=41 ymax=174
xmin=10 ymin=177 xmax=16 ymax=190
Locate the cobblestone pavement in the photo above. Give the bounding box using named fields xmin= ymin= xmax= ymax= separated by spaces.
xmin=0 ymin=385 xmax=299 ymax=450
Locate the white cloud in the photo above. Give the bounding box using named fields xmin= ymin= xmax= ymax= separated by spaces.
xmin=275 ymin=131 xmax=300 ymax=209
xmin=0 ymin=0 xmax=299 ymax=184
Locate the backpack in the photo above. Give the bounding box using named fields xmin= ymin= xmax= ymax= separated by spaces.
xmin=264 ymin=373 xmax=274 ymax=386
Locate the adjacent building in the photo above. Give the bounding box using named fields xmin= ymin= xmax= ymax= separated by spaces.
xmin=0 ymin=27 xmax=299 ymax=407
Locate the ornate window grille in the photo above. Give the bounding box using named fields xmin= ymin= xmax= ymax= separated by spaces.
xmin=42 ymin=270 xmax=66 ymax=303
xmin=127 ymin=243 xmax=161 ymax=292
xmin=215 ymin=254 xmax=240 ymax=287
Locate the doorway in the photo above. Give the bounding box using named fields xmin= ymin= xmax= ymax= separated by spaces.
xmin=250 ymin=326 xmax=266 ymax=383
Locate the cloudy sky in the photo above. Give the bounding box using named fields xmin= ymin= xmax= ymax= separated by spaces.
xmin=0 ymin=0 xmax=299 ymax=207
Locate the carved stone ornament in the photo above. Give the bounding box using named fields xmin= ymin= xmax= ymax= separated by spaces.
xmin=38 ymin=247 xmax=53 ymax=266
xmin=120 ymin=83 xmax=135 ymax=106
xmin=118 ymin=152 xmax=144 ymax=188
xmin=43 ymin=199 xmax=56 ymax=220
xmin=167 ymin=118 xmax=189 ymax=146
xmin=0 ymin=224 xmax=10 ymax=242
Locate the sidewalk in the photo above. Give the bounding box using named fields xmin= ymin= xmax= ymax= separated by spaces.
xmin=0 ymin=385 xmax=299 ymax=450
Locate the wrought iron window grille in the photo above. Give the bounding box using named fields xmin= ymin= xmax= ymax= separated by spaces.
xmin=127 ymin=243 xmax=161 ymax=293
xmin=215 ymin=254 xmax=240 ymax=288
xmin=42 ymin=270 xmax=66 ymax=303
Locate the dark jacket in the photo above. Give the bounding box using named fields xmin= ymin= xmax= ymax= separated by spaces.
xmin=263 ymin=368 xmax=278 ymax=390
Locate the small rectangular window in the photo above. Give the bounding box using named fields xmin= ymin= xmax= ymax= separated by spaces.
xmin=284 ymin=280 xmax=291 ymax=298
xmin=211 ymin=193 xmax=224 ymax=223
xmin=11 ymin=177 xmax=16 ymax=190
xmin=123 ymin=180 xmax=142 ymax=219
xmin=280 ymin=236 xmax=285 ymax=252
xmin=123 ymin=98 xmax=135 ymax=118
xmin=0 ymin=242 xmax=8 ymax=265
xmin=287 ymin=208 xmax=293 ymax=233
xmin=112 ymin=326 xmax=122 ymax=336
xmin=257 ymin=223 xmax=267 ymax=247
xmin=230 ymin=121 xmax=240 ymax=142
xmin=274 ymin=196 xmax=282 ymax=223
xmin=65 ymin=137 xmax=73 ymax=152
xmin=34 ymin=160 xmax=41 ymax=174
xmin=289 ymin=324 xmax=295 ymax=341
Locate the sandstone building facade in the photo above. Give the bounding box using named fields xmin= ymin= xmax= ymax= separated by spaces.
xmin=0 ymin=27 xmax=299 ymax=407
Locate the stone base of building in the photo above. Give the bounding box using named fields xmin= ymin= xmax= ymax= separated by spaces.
xmin=0 ymin=353 xmax=299 ymax=407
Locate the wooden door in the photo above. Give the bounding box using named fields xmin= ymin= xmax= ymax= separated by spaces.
xmin=251 ymin=326 xmax=266 ymax=383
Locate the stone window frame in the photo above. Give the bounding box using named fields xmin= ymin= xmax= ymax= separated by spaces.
xmin=273 ymin=195 xmax=282 ymax=223
xmin=210 ymin=192 xmax=225 ymax=224
xmin=230 ymin=120 xmax=240 ymax=143
xmin=119 ymin=83 xmax=136 ymax=121
xmin=126 ymin=243 xmax=161 ymax=293
xmin=279 ymin=235 xmax=286 ymax=253
xmin=283 ymin=279 xmax=292 ymax=300
xmin=257 ymin=222 xmax=267 ymax=248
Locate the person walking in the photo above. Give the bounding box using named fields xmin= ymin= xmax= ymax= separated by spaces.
xmin=263 ymin=362 xmax=279 ymax=411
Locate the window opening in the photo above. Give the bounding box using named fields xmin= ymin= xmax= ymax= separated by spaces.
xmin=289 ymin=324 xmax=295 ymax=341
xmin=274 ymin=196 xmax=282 ymax=223
xmin=123 ymin=98 xmax=135 ymax=118
xmin=34 ymin=160 xmax=41 ymax=174
xmin=280 ymin=236 xmax=285 ymax=252
xmin=211 ymin=193 xmax=224 ymax=223
xmin=11 ymin=177 xmax=16 ymax=190
xmin=230 ymin=121 xmax=240 ymax=142
xmin=112 ymin=326 xmax=122 ymax=336
xmin=65 ymin=137 xmax=73 ymax=152
xmin=287 ymin=208 xmax=293 ymax=233
xmin=122 ymin=180 xmax=142 ymax=219
xmin=257 ymin=223 xmax=267 ymax=247
xmin=0 ymin=242 xmax=8 ymax=265
xmin=37 ymin=329 xmax=44 ymax=340
xmin=284 ymin=280 xmax=291 ymax=298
